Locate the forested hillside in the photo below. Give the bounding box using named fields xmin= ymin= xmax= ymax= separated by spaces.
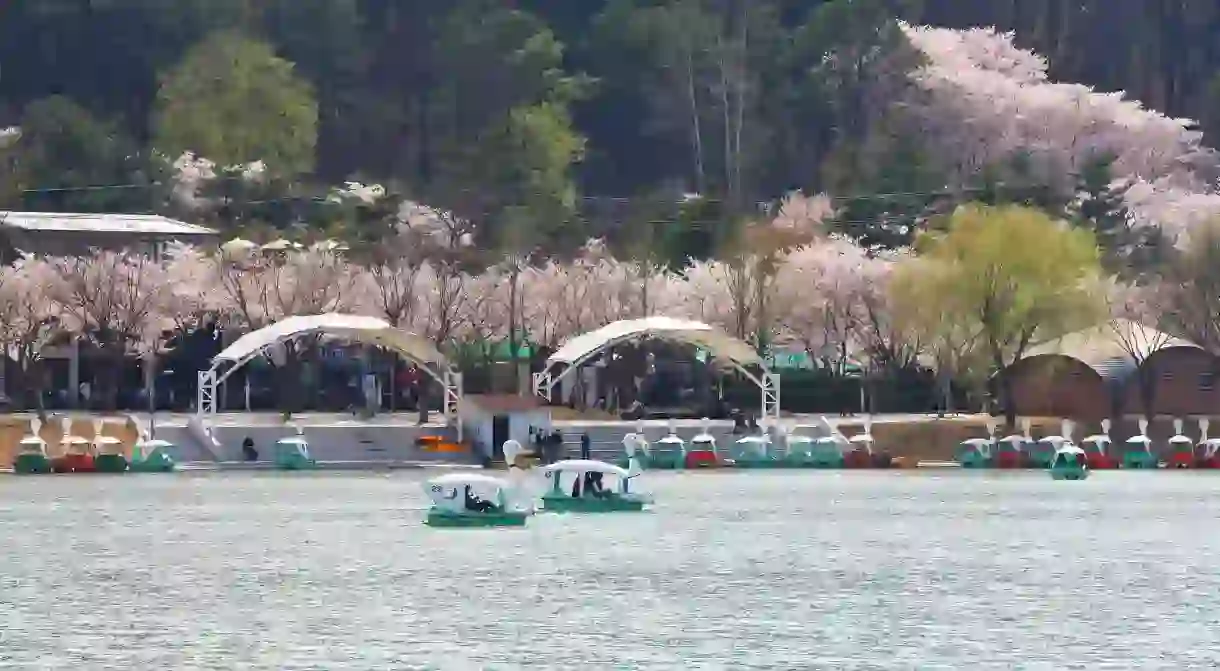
xmin=1 ymin=0 xmax=1219 ymax=259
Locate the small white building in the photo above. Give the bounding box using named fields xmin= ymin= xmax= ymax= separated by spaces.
xmin=459 ymin=394 xmax=553 ymax=461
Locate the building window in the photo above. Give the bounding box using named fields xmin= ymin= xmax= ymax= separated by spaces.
xmin=1201 ymin=373 xmax=1216 ymax=392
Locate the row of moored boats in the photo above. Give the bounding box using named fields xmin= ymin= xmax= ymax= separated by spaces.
xmin=957 ymin=418 xmax=1220 ymax=476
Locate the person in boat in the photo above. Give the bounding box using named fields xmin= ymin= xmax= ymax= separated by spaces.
xmin=585 ymin=471 xmax=609 ymax=498
xmin=241 ymin=437 xmax=258 ymax=461
xmin=463 ymin=485 xmax=496 ymax=513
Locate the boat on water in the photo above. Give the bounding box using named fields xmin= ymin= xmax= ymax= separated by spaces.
xmin=92 ymin=419 xmax=128 ymax=473
xmin=1123 ymin=419 xmax=1157 ymax=469
xmin=649 ymin=428 xmax=686 ymax=470
xmin=1081 ymin=420 xmax=1117 ymax=469
xmin=13 ymin=419 xmax=51 ymax=474
xmin=1027 ymin=436 xmax=1059 ymax=469
xmin=957 ymin=438 xmax=994 ymax=468
xmin=781 ymin=434 xmax=813 ymax=468
xmin=685 ymin=423 xmax=720 ymax=468
xmin=129 ymin=438 xmax=177 ymax=473
xmin=1167 ymin=419 xmax=1195 ymax=468
xmin=424 ymin=473 xmax=531 ymax=528
xmin=274 ymin=427 xmax=317 ymax=470
xmin=1049 ymin=444 xmax=1089 ymax=480
xmin=730 ymin=434 xmax=774 ymax=469
xmin=539 ymin=459 xmax=651 ymax=513
xmin=52 ymin=418 xmax=95 ymax=473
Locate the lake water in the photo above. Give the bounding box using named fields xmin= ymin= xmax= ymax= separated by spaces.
xmin=1 ymin=470 xmax=1219 ymax=670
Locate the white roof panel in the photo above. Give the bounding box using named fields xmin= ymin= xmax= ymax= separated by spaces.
xmin=214 ymin=313 xmax=447 ymax=366
xmin=427 ymin=473 xmax=507 ymax=489
xmin=541 ymin=459 xmax=631 ymax=478
xmin=0 ymin=211 xmax=217 ymax=236
xmin=547 ymin=317 xmax=762 ymax=368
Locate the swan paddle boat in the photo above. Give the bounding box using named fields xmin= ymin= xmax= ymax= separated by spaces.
xmin=274 ymin=426 xmax=317 ymax=470
xmin=1123 ymin=419 xmax=1157 ymax=469
xmin=843 ymin=419 xmax=875 ymax=468
xmin=92 ymin=419 xmax=128 ymax=473
xmin=1195 ymin=419 xmax=1220 ymax=469
xmin=957 ymin=438 xmax=994 ymax=468
xmin=129 ymin=438 xmax=177 ymax=473
xmin=12 ymin=419 xmax=51 ymax=474
xmin=424 ymin=473 xmax=531 ymax=528
xmin=731 ymin=434 xmax=774 ymax=468
xmin=685 ymin=421 xmax=720 ymax=468
xmin=649 ymin=427 xmax=685 ymax=470
xmin=808 ymin=436 xmax=846 ymax=468
xmin=1049 ymin=443 xmax=1089 ymax=480
xmin=780 ymin=434 xmax=813 ymax=468
xmin=994 ymin=432 xmax=1027 ymax=469
xmin=1167 ymin=418 xmax=1195 ymax=468
xmin=957 ymin=418 xmax=998 ymax=468
xmin=52 ymin=418 xmax=95 ymax=473
xmin=1081 ymin=419 xmax=1117 ymax=469
xmin=1027 ymin=435 xmax=1059 ymax=469
xmin=540 ymin=459 xmax=651 ymax=513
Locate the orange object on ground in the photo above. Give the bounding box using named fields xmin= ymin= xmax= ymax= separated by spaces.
xmin=417 ymin=435 xmax=464 ymax=453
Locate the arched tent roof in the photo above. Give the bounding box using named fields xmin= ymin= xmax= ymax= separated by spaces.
xmin=1020 ymin=319 xmax=1201 ymax=382
xmin=214 ymin=313 xmax=447 ymax=367
xmin=545 ymin=317 xmax=762 ymax=369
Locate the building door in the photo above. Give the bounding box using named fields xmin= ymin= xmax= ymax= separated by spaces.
xmin=492 ymin=414 xmax=510 ymax=459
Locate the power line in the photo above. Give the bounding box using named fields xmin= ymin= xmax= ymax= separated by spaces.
xmin=15 ymin=179 xmax=1053 ymax=205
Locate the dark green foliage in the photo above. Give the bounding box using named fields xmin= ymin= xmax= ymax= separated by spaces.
xmin=0 ymin=0 xmax=1215 ymax=256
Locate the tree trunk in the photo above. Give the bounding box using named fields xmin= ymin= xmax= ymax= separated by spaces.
xmin=1001 ymin=368 xmax=1017 ymax=429
xmin=1138 ymin=359 xmax=1157 ymax=423
xmin=508 ymin=266 xmax=520 ymax=395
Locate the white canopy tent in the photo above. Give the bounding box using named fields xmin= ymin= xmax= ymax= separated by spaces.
xmin=532 ymin=317 xmax=779 ymax=422
xmin=197 ymin=314 xmax=462 ymax=424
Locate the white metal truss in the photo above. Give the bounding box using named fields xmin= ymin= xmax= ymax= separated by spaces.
xmin=532 ymin=371 xmax=554 ymax=402
xmin=197 ymin=370 xmax=217 ymax=416
xmin=762 ymin=371 xmax=781 ymax=423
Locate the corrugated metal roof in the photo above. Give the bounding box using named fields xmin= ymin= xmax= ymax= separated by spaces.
xmin=0 ymin=211 xmax=217 ymax=236
xmin=1025 ymin=319 xmax=1200 ymax=380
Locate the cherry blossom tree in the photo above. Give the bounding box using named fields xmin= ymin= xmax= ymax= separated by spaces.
xmin=1105 ymin=278 xmax=1178 ymax=420
xmin=771 ymin=237 xmax=874 ymax=371
xmin=45 ymin=249 xmax=173 ymax=409
xmin=900 ymin=23 xmax=1220 ymax=241
xmin=1161 ymin=218 xmax=1220 ymax=353
xmin=668 ymin=259 xmax=750 ymax=338
xmin=521 ymin=241 xmax=639 ymax=348
xmin=0 ymin=256 xmax=62 ymax=414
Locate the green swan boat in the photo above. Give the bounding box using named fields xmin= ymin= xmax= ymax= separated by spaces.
xmin=1049 ymin=444 xmax=1089 ymax=480
xmin=1123 ymin=418 xmax=1157 ymax=469
xmin=129 ymin=439 xmax=176 ymax=473
xmin=648 ymin=433 xmax=686 ymax=470
xmin=274 ymin=434 xmax=317 ymax=470
xmin=92 ymin=419 xmax=129 ymax=473
xmin=956 ymin=438 xmax=994 ymax=468
xmin=12 ymin=425 xmax=51 ymax=475
xmin=424 ymin=473 xmax=532 ymax=528
xmin=730 ymin=435 xmax=775 ymax=468
xmin=540 ymin=459 xmax=651 ymax=513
